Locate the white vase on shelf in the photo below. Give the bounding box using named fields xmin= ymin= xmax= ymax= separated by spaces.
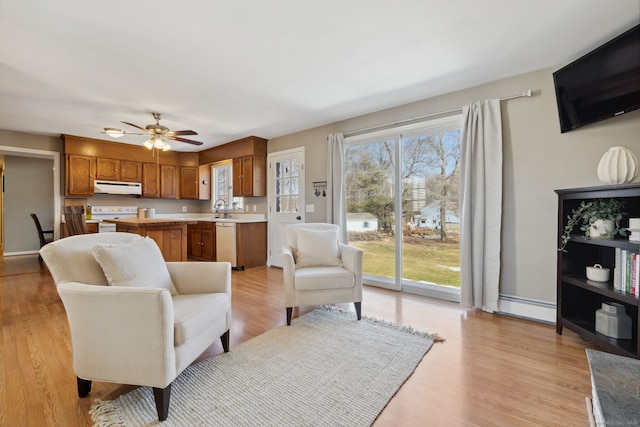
xmin=597 ymin=146 xmax=638 ymax=185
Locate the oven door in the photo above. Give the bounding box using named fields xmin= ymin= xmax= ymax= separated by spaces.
xmin=98 ymin=222 xmax=117 ymax=233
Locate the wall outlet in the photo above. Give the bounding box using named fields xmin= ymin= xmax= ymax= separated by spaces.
xmin=253 ymin=205 xmax=257 ymax=212
xmin=182 ymin=206 xmax=187 ymax=212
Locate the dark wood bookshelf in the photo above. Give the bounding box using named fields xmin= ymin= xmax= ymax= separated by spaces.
xmin=556 ymin=183 xmax=640 ymax=359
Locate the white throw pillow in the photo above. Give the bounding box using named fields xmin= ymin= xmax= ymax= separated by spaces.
xmin=91 ymin=237 xmax=179 ymax=296
xmin=295 ymin=228 xmax=342 ymax=268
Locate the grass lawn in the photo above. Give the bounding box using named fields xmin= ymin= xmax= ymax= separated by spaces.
xmin=350 ymin=235 xmax=460 ymax=287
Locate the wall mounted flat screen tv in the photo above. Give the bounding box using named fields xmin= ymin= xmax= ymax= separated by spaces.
xmin=553 ymin=24 xmax=640 ymax=133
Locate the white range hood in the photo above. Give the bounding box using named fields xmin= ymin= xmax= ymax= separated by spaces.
xmin=94 ymin=180 xmax=142 ymax=195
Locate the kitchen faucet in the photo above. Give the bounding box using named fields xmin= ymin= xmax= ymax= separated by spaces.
xmin=214 ymin=199 xmax=229 ymax=218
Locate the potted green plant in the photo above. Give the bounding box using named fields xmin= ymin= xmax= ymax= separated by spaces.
xmin=558 ymin=198 xmax=627 ymax=252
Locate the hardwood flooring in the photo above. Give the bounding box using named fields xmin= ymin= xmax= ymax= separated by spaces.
xmin=0 ymin=255 xmax=596 ymax=426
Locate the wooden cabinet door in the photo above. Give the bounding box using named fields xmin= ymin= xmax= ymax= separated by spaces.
xmin=66 ymin=154 xmax=94 ymax=196
xmin=161 ymin=164 xmax=177 ymax=199
xmin=241 ymin=156 xmax=254 ymax=196
xmin=190 ymin=227 xmax=203 ymax=258
xmin=142 ymin=163 xmax=159 ymax=198
xmin=95 ymin=157 xmax=120 ymax=181
xmin=120 ymin=160 xmax=142 ymax=182
xmin=202 ymin=228 xmax=215 ymax=260
xmin=232 ymin=157 xmax=243 ymax=197
xmin=180 ymin=166 xmax=198 ymax=199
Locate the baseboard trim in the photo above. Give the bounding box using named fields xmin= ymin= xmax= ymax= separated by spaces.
xmin=498 ymin=295 xmax=556 ymax=324
xmin=4 ymin=250 xmax=39 ymax=257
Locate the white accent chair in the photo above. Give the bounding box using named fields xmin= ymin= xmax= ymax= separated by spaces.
xmin=40 ymin=232 xmax=232 ymax=421
xmin=281 ymin=223 xmax=363 ymax=325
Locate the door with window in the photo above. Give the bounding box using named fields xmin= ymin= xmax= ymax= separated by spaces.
xmin=344 ymin=116 xmax=462 ymax=296
xmin=267 ymin=147 xmax=305 ymax=267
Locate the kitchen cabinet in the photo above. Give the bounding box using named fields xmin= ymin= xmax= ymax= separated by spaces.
xmin=96 ymin=158 xmax=142 ymax=182
xmin=66 ymin=154 xmax=94 ymax=196
xmin=188 ymin=221 xmax=215 ymax=260
xmin=108 ymin=218 xmax=195 ymax=262
xmin=236 ymin=222 xmax=267 ymax=269
xmin=180 ymin=166 xmax=199 ymax=199
xmin=142 ymin=163 xmax=177 ymax=199
xmin=233 ymin=155 xmax=266 ymax=197
xmin=556 ymin=183 xmax=640 ymax=359
xmin=161 ymin=164 xmax=177 ymax=199
xmin=142 ymin=163 xmax=159 ymax=198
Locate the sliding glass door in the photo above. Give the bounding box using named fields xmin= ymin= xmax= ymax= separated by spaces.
xmin=344 ymin=116 xmax=462 ymax=295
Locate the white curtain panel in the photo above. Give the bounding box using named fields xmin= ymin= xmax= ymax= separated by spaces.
xmin=327 ymin=133 xmax=347 ymax=243
xmin=459 ymin=99 xmax=502 ymax=313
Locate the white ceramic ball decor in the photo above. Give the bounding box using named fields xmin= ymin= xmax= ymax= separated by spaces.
xmin=597 ymin=146 xmax=638 ymax=184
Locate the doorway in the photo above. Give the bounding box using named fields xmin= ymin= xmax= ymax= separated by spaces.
xmin=0 ymin=145 xmax=61 ymax=256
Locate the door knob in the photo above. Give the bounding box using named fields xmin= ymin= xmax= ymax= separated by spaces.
xmin=296 ymin=216 xmax=301 ymax=220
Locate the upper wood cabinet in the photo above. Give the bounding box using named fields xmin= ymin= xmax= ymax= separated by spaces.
xmin=160 ymin=164 xmax=177 ymax=199
xmin=66 ymin=154 xmax=94 ymax=196
xmin=142 ymin=163 xmax=159 ymax=198
xmin=180 ymin=166 xmax=199 ymax=199
xmin=95 ymin=158 xmax=142 ymax=182
xmin=233 ymin=155 xmax=266 ymax=197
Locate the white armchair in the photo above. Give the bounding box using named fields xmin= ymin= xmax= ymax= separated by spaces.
xmin=281 ymin=223 xmax=363 ymax=325
xmin=40 ymin=232 xmax=231 ymax=421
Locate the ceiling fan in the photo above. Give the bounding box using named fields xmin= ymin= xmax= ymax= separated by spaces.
xmin=104 ymin=112 xmax=203 ymax=151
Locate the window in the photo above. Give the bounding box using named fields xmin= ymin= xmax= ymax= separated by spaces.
xmin=211 ymin=162 xmax=242 ymax=211
xmin=344 ymin=115 xmax=462 ymax=296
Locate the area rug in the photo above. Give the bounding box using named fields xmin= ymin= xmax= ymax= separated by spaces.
xmin=90 ymin=306 xmax=443 ymax=426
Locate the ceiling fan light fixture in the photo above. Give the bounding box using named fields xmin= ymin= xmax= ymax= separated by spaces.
xmin=162 ymin=142 xmax=172 ymax=151
xmin=104 ymin=128 xmax=125 ymax=138
xmin=143 ymin=139 xmax=154 ymax=149
xmin=153 ymin=136 xmax=166 ymax=149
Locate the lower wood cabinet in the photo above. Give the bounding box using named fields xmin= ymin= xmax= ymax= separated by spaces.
xmin=236 ymin=222 xmax=267 ymax=269
xmin=188 ymin=222 xmax=215 ymax=261
xmin=116 ymin=223 xmax=189 ymax=262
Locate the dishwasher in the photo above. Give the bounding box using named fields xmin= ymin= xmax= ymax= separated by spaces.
xmin=215 ymin=222 xmax=238 ymax=269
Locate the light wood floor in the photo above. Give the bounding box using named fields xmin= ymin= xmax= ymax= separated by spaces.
xmin=0 ymin=255 xmax=596 ymax=426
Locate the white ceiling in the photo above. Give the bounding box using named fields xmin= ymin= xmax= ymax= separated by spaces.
xmin=0 ymin=1 xmax=638 ymax=152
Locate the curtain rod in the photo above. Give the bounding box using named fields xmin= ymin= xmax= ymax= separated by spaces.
xmin=343 ymin=90 xmax=533 ymax=138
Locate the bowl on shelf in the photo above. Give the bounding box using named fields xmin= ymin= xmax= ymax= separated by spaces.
xmin=586 ymin=264 xmax=610 ymax=282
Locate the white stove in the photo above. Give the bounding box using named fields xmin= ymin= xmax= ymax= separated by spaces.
xmin=90 ymin=206 xmax=138 ymax=232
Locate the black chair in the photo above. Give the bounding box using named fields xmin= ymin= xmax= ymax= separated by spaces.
xmin=31 ymin=213 xmax=54 ymax=260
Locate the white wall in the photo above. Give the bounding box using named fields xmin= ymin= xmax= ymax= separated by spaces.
xmin=267 ymin=67 xmax=640 ymax=309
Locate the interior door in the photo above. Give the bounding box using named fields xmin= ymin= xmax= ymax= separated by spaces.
xmin=267 ymin=147 xmax=305 ymax=267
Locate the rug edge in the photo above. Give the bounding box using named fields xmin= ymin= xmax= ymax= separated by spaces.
xmin=90 ymin=399 xmax=126 ymax=427
xmin=317 ymin=305 xmax=446 ymax=342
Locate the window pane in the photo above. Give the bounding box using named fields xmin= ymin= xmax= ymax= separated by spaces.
xmin=401 ymin=130 xmax=461 ymax=287
xmin=345 ymin=138 xmax=396 ymax=282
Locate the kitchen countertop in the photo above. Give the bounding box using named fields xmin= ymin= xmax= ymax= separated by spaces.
xmin=103 ymin=218 xmax=198 ymax=226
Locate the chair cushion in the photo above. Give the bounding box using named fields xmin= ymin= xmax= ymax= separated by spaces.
xmin=173 ymin=294 xmax=229 ymax=346
xmin=294 ymin=266 xmax=355 ymax=291
xmin=91 ymin=236 xmax=179 ymax=296
xmin=295 ymin=227 xmax=342 ymax=268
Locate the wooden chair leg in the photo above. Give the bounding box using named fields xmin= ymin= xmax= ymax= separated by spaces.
xmin=354 ymin=302 xmax=362 ymax=320
xmin=153 ymin=384 xmax=171 ymax=422
xmin=77 ymin=377 xmax=92 ymax=397
xmin=286 ymin=307 xmax=293 ymax=325
xmin=220 ymin=330 xmax=230 ymax=352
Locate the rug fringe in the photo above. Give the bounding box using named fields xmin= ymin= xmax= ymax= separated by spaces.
xmin=319 ymin=305 xmax=446 ymax=342
xmin=89 ymin=399 xmax=126 ymax=427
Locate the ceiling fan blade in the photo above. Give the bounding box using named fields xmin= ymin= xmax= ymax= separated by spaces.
xmin=168 ymin=130 xmax=198 ymax=136
xmin=169 ymin=135 xmax=204 ymax=146
xmin=121 ymin=121 xmax=150 ymax=133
